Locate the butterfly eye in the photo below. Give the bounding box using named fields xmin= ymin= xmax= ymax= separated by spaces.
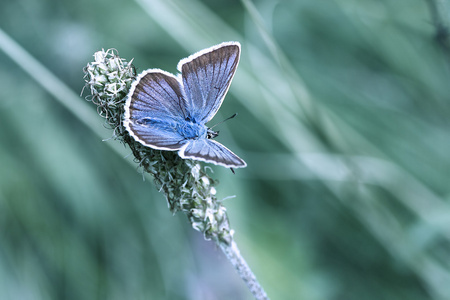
xmin=207 ymin=129 xmax=219 ymax=139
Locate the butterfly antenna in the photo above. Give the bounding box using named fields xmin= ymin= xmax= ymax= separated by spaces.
xmin=210 ymin=113 xmax=238 ymax=130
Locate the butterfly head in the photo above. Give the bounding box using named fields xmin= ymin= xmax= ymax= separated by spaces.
xmin=207 ymin=128 xmax=219 ymax=139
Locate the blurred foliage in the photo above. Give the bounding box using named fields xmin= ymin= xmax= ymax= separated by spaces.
xmin=1 ymin=0 xmax=450 ymax=299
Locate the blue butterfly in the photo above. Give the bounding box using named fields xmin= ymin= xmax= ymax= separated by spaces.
xmin=124 ymin=42 xmax=246 ymax=168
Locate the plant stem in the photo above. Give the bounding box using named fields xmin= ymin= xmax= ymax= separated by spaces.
xmin=219 ymin=241 xmax=269 ymax=300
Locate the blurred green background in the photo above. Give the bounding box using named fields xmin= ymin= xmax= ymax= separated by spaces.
xmin=1 ymin=0 xmax=450 ymax=299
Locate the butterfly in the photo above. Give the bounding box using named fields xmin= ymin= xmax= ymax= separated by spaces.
xmin=124 ymin=42 xmax=247 ymax=169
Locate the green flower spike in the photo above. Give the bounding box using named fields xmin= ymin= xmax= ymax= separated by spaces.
xmin=83 ymin=48 xmax=268 ymax=300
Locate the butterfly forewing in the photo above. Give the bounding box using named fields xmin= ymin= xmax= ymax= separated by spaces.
xmin=180 ymin=139 xmax=247 ymax=168
xmin=179 ymin=42 xmax=240 ymax=124
xmin=127 ymin=70 xmax=187 ymax=120
xmin=124 ymin=69 xmax=187 ymax=150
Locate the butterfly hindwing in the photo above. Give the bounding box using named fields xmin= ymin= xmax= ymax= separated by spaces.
xmin=179 ymin=139 xmax=246 ymax=168
xmin=178 ymin=42 xmax=240 ymax=124
xmin=126 ymin=119 xmax=187 ymax=150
